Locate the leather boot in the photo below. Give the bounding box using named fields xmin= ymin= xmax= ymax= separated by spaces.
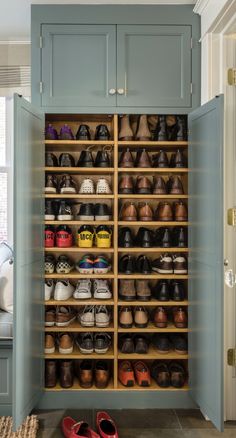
xmin=136 ymin=280 xmax=151 ymax=301
xmin=173 ymin=307 xmax=188 ymax=328
xmin=176 ymin=116 xmax=187 ymax=141
xmin=167 ymin=176 xmax=184 ymax=195
xmin=135 ymin=176 xmax=152 ymax=194
xmin=170 ymin=149 xmax=187 ymax=168
xmin=134 ymin=306 xmax=149 ymax=328
xmin=119 ymin=279 xmax=136 ymax=301
xmin=174 ymin=201 xmax=188 ymax=221
xmin=119 ymin=175 xmax=134 ymax=194
xmin=135 ymin=149 xmax=151 ymax=168
xmin=154 ymin=307 xmax=168 ymax=328
xmin=138 ymin=203 xmax=154 ymax=221
xmin=119 ymin=307 xmax=133 ymax=328
xmin=120 ymin=202 xmax=138 ymax=221
xmin=154 ymin=116 xmax=167 ymax=141
xmin=119 ymin=148 xmax=134 ymax=168
xmin=153 ymin=176 xmax=167 ymax=194
xmin=45 ymin=360 xmax=57 ymax=388
xmin=156 ymin=202 xmax=173 ymax=221
xmin=119 ymin=115 xmax=134 ymax=140
xmin=60 ymin=360 xmax=74 ymax=388
xmin=135 ymin=115 xmax=152 ymax=141
xmin=152 ymin=150 xmax=169 ymax=168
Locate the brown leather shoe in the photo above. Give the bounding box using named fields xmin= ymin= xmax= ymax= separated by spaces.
xmin=120 ymin=202 xmax=138 ymax=221
xmin=173 ymin=307 xmax=188 ymax=328
xmin=138 ymin=203 xmax=154 ymax=221
xmin=119 ymin=306 xmax=133 ymax=328
xmin=60 ymin=360 xmax=74 ymax=388
xmin=76 ymin=359 xmax=93 ymax=388
xmin=45 ymin=334 xmax=55 ymax=354
xmin=45 ymin=360 xmax=57 ymax=388
xmin=135 ymin=149 xmax=152 ymax=168
xmin=136 ymin=280 xmax=151 ymax=301
xmin=119 ymin=175 xmax=134 ymax=194
xmin=135 ymin=176 xmax=152 ymax=194
xmin=95 ymin=360 xmax=110 ymax=388
xmin=135 ymin=115 xmax=152 ymax=141
xmin=154 ymin=306 xmax=168 ymax=328
xmin=119 ymin=115 xmax=134 ymax=140
xmin=119 ymin=148 xmax=134 ymax=168
xmin=170 ymin=149 xmax=187 ymax=168
xmin=134 ymin=306 xmax=149 ymax=328
xmin=153 ymin=176 xmax=167 ymax=195
xmin=59 ymin=333 xmax=74 ymax=354
xmin=174 ymin=201 xmax=188 ymax=221
xmin=152 ymin=150 xmax=169 ymax=168
xmin=167 ymin=176 xmax=184 ymax=195
xmin=119 ymin=279 xmax=136 ymax=301
xmin=156 ymin=202 xmax=173 ymax=221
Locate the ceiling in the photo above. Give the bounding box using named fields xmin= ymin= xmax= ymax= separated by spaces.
xmin=1 ymin=0 xmax=196 ymax=41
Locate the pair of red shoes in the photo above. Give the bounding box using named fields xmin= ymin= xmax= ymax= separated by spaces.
xmin=62 ymin=411 xmax=118 ymax=438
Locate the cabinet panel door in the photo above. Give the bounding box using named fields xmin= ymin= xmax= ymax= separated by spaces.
xmin=0 ymin=349 xmax=12 ymax=405
xmin=42 ymin=25 xmax=116 ymax=108
xmin=188 ymin=95 xmax=224 ymax=431
xmin=13 ymin=95 xmax=44 ymax=430
xmin=117 ymin=25 xmax=191 ymax=108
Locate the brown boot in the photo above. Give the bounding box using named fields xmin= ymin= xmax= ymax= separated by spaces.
xmin=119 ymin=115 xmax=134 ymax=140
xmin=153 ymin=176 xmax=167 ymax=194
xmin=119 ymin=148 xmax=134 ymax=168
xmin=134 ymin=306 xmax=149 ymax=328
xmin=120 ymin=202 xmax=138 ymax=221
xmin=167 ymin=176 xmax=184 ymax=195
xmin=136 ymin=280 xmax=151 ymax=301
xmin=119 ymin=307 xmax=133 ymax=328
xmin=95 ymin=361 xmax=110 ymax=389
xmin=173 ymin=307 xmax=188 ymax=328
xmin=135 ymin=149 xmax=152 ymax=168
xmin=174 ymin=201 xmax=188 ymax=221
xmin=156 ymin=202 xmax=173 ymax=221
xmin=135 ymin=176 xmax=152 ymax=194
xmin=45 ymin=360 xmax=57 ymax=388
xmin=153 ymin=306 xmax=168 ymax=328
xmin=75 ymin=359 xmax=93 ymax=388
xmin=119 ymin=279 xmax=136 ymax=301
xmin=119 ymin=175 xmax=134 ymax=194
xmin=135 ymin=115 xmax=152 ymax=141
xmin=60 ymin=360 xmax=74 ymax=388
xmin=138 ymin=203 xmax=154 ymax=221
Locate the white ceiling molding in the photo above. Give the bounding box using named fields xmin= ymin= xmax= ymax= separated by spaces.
xmin=193 ymin=0 xmax=210 ymax=14
xmin=194 ymin=0 xmax=236 ymax=37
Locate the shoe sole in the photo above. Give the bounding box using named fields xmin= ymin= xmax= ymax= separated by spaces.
xmin=45 ymin=322 xmax=55 ymax=327
xmin=174 ymin=323 xmax=188 ymax=328
xmin=56 ymin=269 xmax=73 ymax=274
xmin=119 ymin=189 xmax=134 ymax=194
xmin=45 ymin=215 xmax=55 ymax=220
xmin=44 ymin=347 xmax=55 ymax=354
xmin=80 ymin=321 xmax=95 ymax=327
xmin=154 ymin=323 xmax=168 ymax=328
xmin=78 ymin=215 xmax=95 ymax=221
xmin=95 ymin=215 xmax=110 ymax=221
xmin=59 ymin=347 xmax=73 ymax=354
xmin=152 ymin=268 xmax=173 ymax=274
xmin=94 ymin=347 xmax=109 ymax=354
xmin=95 ymin=322 xmax=110 ymax=327
xmin=78 ymin=346 xmax=94 ymax=354
xmin=118 ymin=295 xmax=136 ymax=301
xmin=77 ymin=268 xmax=94 ymax=274
xmin=94 ymin=268 xmax=109 ymax=274
xmin=175 ymin=349 xmax=188 ymax=355
xmin=134 ymin=323 xmax=148 ymax=328
xmin=45 ymin=188 xmax=57 ymax=193
xmin=140 ymin=381 xmax=150 ymax=387
xmin=94 ymin=292 xmax=112 ymax=299
xmin=135 ymin=189 xmax=152 ymax=194
xmin=174 ymin=269 xmax=188 ymax=274
xmin=57 ymin=215 xmax=73 ymax=221
xmin=54 ymin=291 xmax=74 ymax=300
xmin=175 ymin=218 xmax=188 ymax=222
xmin=60 ymin=188 xmax=76 ymax=194
xmin=45 ymin=269 xmax=55 ymax=274
xmin=45 ymin=294 xmax=52 ymax=301
xmin=73 ymin=292 xmax=92 ymax=299
xmin=56 ymin=316 xmax=76 ymax=327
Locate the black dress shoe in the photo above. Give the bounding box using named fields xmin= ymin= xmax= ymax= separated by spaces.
xmin=77 ymin=203 xmax=94 ymax=220
xmin=152 ymin=280 xmax=170 ymax=301
xmin=135 ymin=227 xmax=154 ymax=248
xmin=77 ymin=150 xmax=94 ymax=167
xmin=119 ymin=335 xmax=134 ymax=354
xmin=170 ymin=334 xmax=188 ymax=354
xmin=59 ymin=153 xmax=75 ymax=167
xmin=94 ymin=203 xmax=110 ymax=221
xmin=45 ymin=152 xmax=58 ymax=167
xmin=152 ymin=334 xmax=171 ymax=353
xmin=136 ymin=255 xmax=152 ymax=274
xmin=176 ymin=116 xmax=187 ymax=141
xmin=154 ymin=116 xmax=167 ymax=141
xmin=118 ymin=228 xmax=134 ymax=248
xmin=155 ymin=227 xmax=172 ymax=248
xmin=76 ymin=124 xmax=91 ymax=140
xmin=95 ymin=124 xmax=110 ymax=140
xmin=170 ymin=280 xmax=185 ymax=301
xmin=134 ymin=335 xmax=149 ymax=354
xmin=95 ymin=150 xmax=111 ymax=167
xmin=119 ymin=255 xmax=135 ymax=274
xmin=172 ymin=227 xmax=187 ymax=247
xmin=152 ymin=150 xmax=169 ymax=168
xmin=170 ymin=150 xmax=187 ymax=168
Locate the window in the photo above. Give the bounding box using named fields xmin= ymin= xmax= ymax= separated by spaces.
xmin=0 ymin=97 xmax=8 ymax=241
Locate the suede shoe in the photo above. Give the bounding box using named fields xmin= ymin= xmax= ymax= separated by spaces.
xmin=119 ymin=115 xmax=134 ymax=141
xmin=119 ymin=306 xmax=133 ymax=328
xmin=135 ymin=115 xmax=152 ymax=141
xmin=119 ymin=279 xmax=136 ymax=301
xmin=136 ymin=280 xmax=151 ymax=301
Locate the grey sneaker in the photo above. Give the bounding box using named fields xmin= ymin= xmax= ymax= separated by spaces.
xmin=94 ymin=333 xmax=111 ymax=354
xmin=73 ymin=279 xmax=92 ymax=299
xmin=93 ymin=279 xmax=112 ymax=299
xmin=76 ymin=333 xmax=94 ymax=354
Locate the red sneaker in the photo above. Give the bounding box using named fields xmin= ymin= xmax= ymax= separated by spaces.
xmin=96 ymin=411 xmax=118 ymax=438
xmin=62 ymin=417 xmax=99 ymax=438
xmin=56 ymin=225 xmax=73 ymax=248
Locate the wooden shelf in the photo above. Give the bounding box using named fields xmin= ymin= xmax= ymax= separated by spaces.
xmin=118 ymin=141 xmax=188 ymax=147
xmin=45 ymin=167 xmax=114 ymax=174
xmin=45 ymin=322 xmax=114 ymax=332
xmin=46 ymin=298 xmax=114 ymax=306
xmin=118 ymin=194 xmax=189 ymax=199
xmin=45 ymin=378 xmax=114 ymax=391
xmin=117 ymin=381 xmax=189 ymax=391
xmin=118 ymin=221 xmax=189 ymax=226
xmin=45 ymin=247 xmax=114 ymax=253
xmin=118 ymin=168 xmax=189 ymax=173
xmin=45 ymin=221 xmax=114 ymax=226
xmin=45 ymin=140 xmax=115 ymax=145
xmin=118 ymin=346 xmax=188 ymax=360
xmin=118 ymin=323 xmax=188 ymax=333
xmin=45 ymin=346 xmax=114 ymax=359
xmin=118 ymin=274 xmax=188 ymax=280
xmin=118 ymin=247 xmax=188 ymax=253
xmin=117 ymin=300 xmax=188 ymax=306
xmin=45 ymin=272 xmax=115 ymax=279
xmin=45 ymin=194 xmax=114 ymax=199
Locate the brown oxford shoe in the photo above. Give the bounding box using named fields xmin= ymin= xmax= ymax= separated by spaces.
xmin=119 ymin=148 xmax=135 ymax=168
xmin=120 ymin=202 xmax=138 ymax=221
xmin=76 ymin=359 xmax=93 ymax=388
xmin=134 ymin=306 xmax=149 ymax=328
xmin=153 ymin=306 xmax=168 ymax=328
xmin=119 ymin=115 xmax=134 ymax=140
xmin=173 ymin=307 xmax=188 ymax=328
xmin=95 ymin=360 xmax=110 ymax=388
xmin=119 ymin=175 xmax=134 ymax=194
xmin=135 ymin=176 xmax=152 ymax=194
xmin=174 ymin=201 xmax=188 ymax=221
xmin=156 ymin=202 xmax=173 ymax=221
xmin=135 ymin=149 xmax=152 ymax=168
xmin=135 ymin=115 xmax=152 ymax=141
xmin=119 ymin=306 xmax=133 ymax=328
xmin=167 ymin=176 xmax=184 ymax=195
xmin=138 ymin=203 xmax=154 ymax=221
xmin=153 ymin=176 xmax=167 ymax=195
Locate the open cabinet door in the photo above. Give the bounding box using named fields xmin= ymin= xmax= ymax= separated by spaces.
xmin=188 ymin=95 xmax=224 ymax=431
xmin=13 ymin=95 xmax=44 ymax=430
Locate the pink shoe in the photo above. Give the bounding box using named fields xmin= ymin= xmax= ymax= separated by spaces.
xmin=96 ymin=411 xmax=118 ymax=438
xmin=62 ymin=417 xmax=99 ymax=438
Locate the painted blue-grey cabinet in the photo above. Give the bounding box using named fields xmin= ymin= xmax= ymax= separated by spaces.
xmin=0 ymin=347 xmax=12 ymax=407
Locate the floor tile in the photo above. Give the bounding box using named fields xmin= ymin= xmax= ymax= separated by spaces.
xmin=37 ymin=428 xmax=64 ymax=438
xmin=176 ymin=409 xmax=214 ymax=429
xmin=33 ymin=409 xmax=92 ymax=429
xmin=94 ymin=409 xmax=179 ymax=429
xmin=119 ymin=429 xmax=185 ymax=438
xmin=183 ymin=429 xmax=236 ymax=438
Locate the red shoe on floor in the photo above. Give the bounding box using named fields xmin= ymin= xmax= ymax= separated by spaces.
xmin=62 ymin=417 xmax=99 ymax=438
xmin=96 ymin=411 xmax=118 ymax=438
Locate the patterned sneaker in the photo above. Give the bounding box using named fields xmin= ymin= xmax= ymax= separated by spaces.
xmin=93 ymin=280 xmax=112 ymax=299
xmin=95 ymin=306 xmax=110 ymax=327
xmin=93 ymin=256 xmax=111 ymax=274
xmin=45 ymin=280 xmax=54 ymax=301
xmin=56 ymin=255 xmax=74 ymax=274
xmin=45 ymin=124 xmax=58 ymax=140
xmin=78 ymin=306 xmax=95 ymax=327
xmin=45 ymin=254 xmax=55 ymax=274
xmin=96 ymin=178 xmax=112 ymax=194
xmin=57 ymin=201 xmax=73 ymax=221
xmin=76 ymin=254 xmax=94 ymax=274
xmin=73 ymin=279 xmax=92 ymax=299
xmin=79 ymin=178 xmax=95 ymax=194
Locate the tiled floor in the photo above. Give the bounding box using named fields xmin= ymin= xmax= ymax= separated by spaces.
xmin=34 ymin=409 xmax=236 ymax=437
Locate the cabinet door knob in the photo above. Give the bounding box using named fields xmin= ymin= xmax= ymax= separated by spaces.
xmin=109 ymin=88 xmax=116 ymax=95
xmin=117 ymin=88 xmax=125 ymax=95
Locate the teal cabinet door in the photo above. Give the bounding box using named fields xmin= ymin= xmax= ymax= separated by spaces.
xmin=117 ymin=25 xmax=192 ymax=108
xmin=188 ymin=96 xmax=224 ymax=431
xmin=13 ymin=95 xmax=44 ymax=430
xmin=41 ymin=25 xmax=116 ymax=108
xmin=0 ymin=348 xmax=12 ymax=405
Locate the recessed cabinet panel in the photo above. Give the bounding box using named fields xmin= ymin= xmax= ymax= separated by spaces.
xmin=42 ymin=25 xmax=116 ymax=108
xmin=117 ymin=25 xmax=192 ymax=108
xmin=0 ymin=350 xmax=12 ymax=404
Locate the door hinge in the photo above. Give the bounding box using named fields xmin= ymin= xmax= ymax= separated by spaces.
xmin=190 ymin=38 xmax=193 ymax=49
xmin=228 ymin=348 xmax=236 ymax=366
xmin=39 ymin=36 xmax=43 ymax=49
xmin=228 ymin=68 xmax=236 ymax=86
xmin=39 ymin=82 xmax=43 ymax=94
xmin=227 ymin=207 xmax=236 ymax=226
xmin=190 ymin=83 xmax=193 ymax=94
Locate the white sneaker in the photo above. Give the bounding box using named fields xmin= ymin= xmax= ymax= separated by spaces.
xmin=95 ymin=305 xmax=110 ymax=327
xmin=93 ymin=279 xmax=112 ymax=299
xmin=96 ymin=178 xmax=112 ymax=194
xmin=79 ymin=306 xmax=95 ymax=327
xmin=73 ymin=279 xmax=92 ymax=299
xmin=45 ymin=280 xmax=54 ymax=301
xmin=79 ymin=178 xmax=95 ymax=194
xmin=54 ymin=280 xmax=75 ymax=300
